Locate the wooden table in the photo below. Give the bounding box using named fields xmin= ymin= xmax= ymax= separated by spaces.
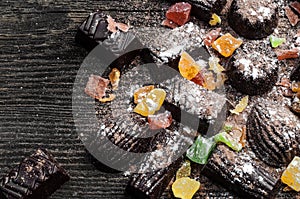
xmin=0 ymin=1 xmax=296 ymax=198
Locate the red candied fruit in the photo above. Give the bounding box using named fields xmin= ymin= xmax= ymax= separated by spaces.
xmin=85 ymin=75 xmax=110 ymax=100
xmin=148 ymin=111 xmax=172 ymax=130
xmin=166 ymin=2 xmax=192 ymax=26
xmin=204 ymin=28 xmax=221 ymax=46
xmin=276 ymin=48 xmax=299 ymax=60
xmin=162 ymin=18 xmax=179 ymax=29
xmin=191 ymin=71 xmax=205 ymax=86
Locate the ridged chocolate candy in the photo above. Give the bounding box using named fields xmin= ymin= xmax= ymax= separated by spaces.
xmin=247 ymin=100 xmax=300 ymax=167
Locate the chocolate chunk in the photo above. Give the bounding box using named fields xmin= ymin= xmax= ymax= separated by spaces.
xmin=203 ymin=145 xmax=282 ymax=198
xmin=291 ymin=65 xmax=300 ymax=82
xmin=75 ymin=11 xmax=110 ymax=51
xmin=228 ymin=0 xmax=278 ymax=39
xmin=226 ymin=40 xmax=278 ymax=95
xmin=0 ymin=149 xmax=70 ymax=199
xmin=247 ymin=100 xmax=300 ymax=167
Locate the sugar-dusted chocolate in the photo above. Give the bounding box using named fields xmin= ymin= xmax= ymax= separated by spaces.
xmin=228 ymin=0 xmax=278 ymax=39
xmin=0 ymin=148 xmax=69 ymax=199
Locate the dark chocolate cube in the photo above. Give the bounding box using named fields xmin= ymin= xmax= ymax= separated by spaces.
xmin=0 ymin=148 xmax=69 ymax=199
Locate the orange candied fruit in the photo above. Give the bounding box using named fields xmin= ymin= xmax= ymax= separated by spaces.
xmin=291 ymin=81 xmax=300 ymax=93
xmin=212 ymin=33 xmax=243 ymax=57
xmin=172 ymin=177 xmax=200 ymax=199
xmin=133 ymin=88 xmax=166 ymax=117
xmin=281 ymin=156 xmax=300 ymax=192
xmin=179 ymin=52 xmax=201 ymax=80
xmin=133 ymin=85 xmax=155 ymax=104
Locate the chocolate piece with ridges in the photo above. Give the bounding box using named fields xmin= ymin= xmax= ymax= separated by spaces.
xmin=226 ymin=40 xmax=278 ymax=95
xmin=0 ymin=148 xmax=70 ymax=199
xmin=203 ymin=145 xmax=282 ymax=198
xmin=228 ymin=0 xmax=278 ymax=39
xmin=126 ymin=157 xmax=183 ymax=199
xmin=169 ymin=0 xmax=227 ymax=22
xmin=75 ymin=11 xmax=110 ymax=51
xmin=247 ymin=100 xmax=300 ymax=167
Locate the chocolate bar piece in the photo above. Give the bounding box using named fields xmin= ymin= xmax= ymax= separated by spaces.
xmin=0 ymin=148 xmax=70 ymax=199
xmin=75 ymin=11 xmax=110 ymax=51
xmin=126 ymin=157 xmax=183 ymax=199
xmin=203 ymin=145 xmax=281 ymax=198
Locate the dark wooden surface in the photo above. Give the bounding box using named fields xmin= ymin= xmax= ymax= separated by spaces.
xmin=0 ymin=1 xmax=296 ymax=199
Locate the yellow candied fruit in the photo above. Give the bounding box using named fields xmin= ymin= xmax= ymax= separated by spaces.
xmin=208 ymin=57 xmax=225 ymax=74
xmin=209 ymin=13 xmax=222 ymax=26
xmin=109 ymin=68 xmax=121 ymax=90
xmin=172 ymin=177 xmax=200 ymax=199
xmin=133 ymin=88 xmax=166 ymax=117
xmin=291 ymin=81 xmax=300 ymax=93
xmin=203 ymin=71 xmax=216 ymax=91
xmin=230 ymin=95 xmax=249 ymax=115
xmin=212 ymin=33 xmax=243 ymax=57
xmin=176 ymin=160 xmax=191 ymax=180
xmin=133 ymin=85 xmax=155 ymax=104
xmin=281 ymin=156 xmax=300 ymax=192
xmin=179 ymin=52 xmax=201 ymax=80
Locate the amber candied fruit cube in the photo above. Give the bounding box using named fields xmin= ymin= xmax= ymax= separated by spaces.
xmin=133 ymin=85 xmax=155 ymax=104
xmin=172 ymin=177 xmax=200 ymax=199
xmin=291 ymin=81 xmax=300 ymax=93
xmin=281 ymin=156 xmax=300 ymax=192
xmin=212 ymin=33 xmax=243 ymax=57
xmin=166 ymin=2 xmax=192 ymax=26
xmin=179 ymin=52 xmax=201 ymax=80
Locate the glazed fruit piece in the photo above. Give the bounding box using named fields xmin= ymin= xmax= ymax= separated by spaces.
xmin=212 ymin=33 xmax=243 ymax=57
xmin=203 ymin=145 xmax=282 ymax=198
xmin=247 ymin=100 xmax=300 ymax=167
xmin=226 ymin=40 xmax=278 ymax=95
xmin=228 ymin=0 xmax=278 ymax=39
xmin=166 ymin=2 xmax=192 ymax=26
xmin=169 ymin=0 xmax=227 ymax=22
xmin=281 ymin=156 xmax=300 ymax=192
xmin=75 ymin=11 xmax=110 ymax=51
xmin=0 ymin=149 xmax=70 ymax=199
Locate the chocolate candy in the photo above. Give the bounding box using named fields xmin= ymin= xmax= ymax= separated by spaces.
xmin=75 ymin=11 xmax=110 ymax=51
xmin=0 ymin=149 xmax=70 ymax=199
xmin=226 ymin=40 xmax=278 ymax=95
xmin=228 ymin=0 xmax=278 ymax=39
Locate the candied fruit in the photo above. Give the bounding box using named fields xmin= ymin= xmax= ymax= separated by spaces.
xmin=285 ymin=6 xmax=300 ymax=26
xmin=179 ymin=52 xmax=201 ymax=80
xmin=166 ymin=2 xmax=192 ymax=26
xmin=230 ymin=95 xmax=249 ymax=115
xmin=214 ymin=132 xmax=242 ymax=152
xmin=191 ymin=71 xmax=205 ymax=86
xmin=109 ymin=68 xmax=121 ymax=90
xmin=276 ymin=48 xmax=299 ymax=60
xmin=85 ymin=75 xmax=110 ymax=100
xmin=202 ymin=71 xmax=216 ymax=91
xmin=209 ymin=13 xmax=221 ymax=26
xmin=212 ymin=33 xmax=243 ymax=57
xmin=208 ymin=57 xmax=225 ymax=74
xmin=291 ymin=81 xmax=300 ymax=93
xmin=162 ymin=18 xmax=179 ymax=29
xmin=134 ymin=88 xmax=166 ymax=117
xmin=281 ymin=156 xmax=300 ymax=192
xmin=176 ymin=160 xmax=191 ymax=180
xmin=204 ymin=28 xmax=221 ymax=46
xmin=172 ymin=177 xmax=200 ymax=199
xmin=148 ymin=111 xmax=172 ymax=130
xmin=133 ymin=85 xmax=155 ymax=104
xmin=269 ymin=35 xmax=285 ymax=48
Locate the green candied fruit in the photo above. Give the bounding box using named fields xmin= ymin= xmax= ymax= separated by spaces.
xmin=214 ymin=132 xmax=242 ymax=152
xmin=176 ymin=160 xmax=191 ymax=180
xmin=186 ymin=136 xmax=216 ymax=164
xmin=270 ymin=35 xmax=286 ymax=48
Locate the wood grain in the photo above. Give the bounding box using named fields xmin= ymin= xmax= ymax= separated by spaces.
xmin=0 ymin=0 xmax=297 ymax=199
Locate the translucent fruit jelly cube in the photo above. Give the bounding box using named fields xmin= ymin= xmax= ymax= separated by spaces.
xmin=133 ymin=85 xmax=155 ymax=104
xmin=172 ymin=177 xmax=200 ymax=199
xmin=281 ymin=156 xmax=300 ymax=192
xmin=212 ymin=33 xmax=243 ymax=57
xmin=148 ymin=111 xmax=172 ymax=130
xmin=179 ymin=52 xmax=201 ymax=80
